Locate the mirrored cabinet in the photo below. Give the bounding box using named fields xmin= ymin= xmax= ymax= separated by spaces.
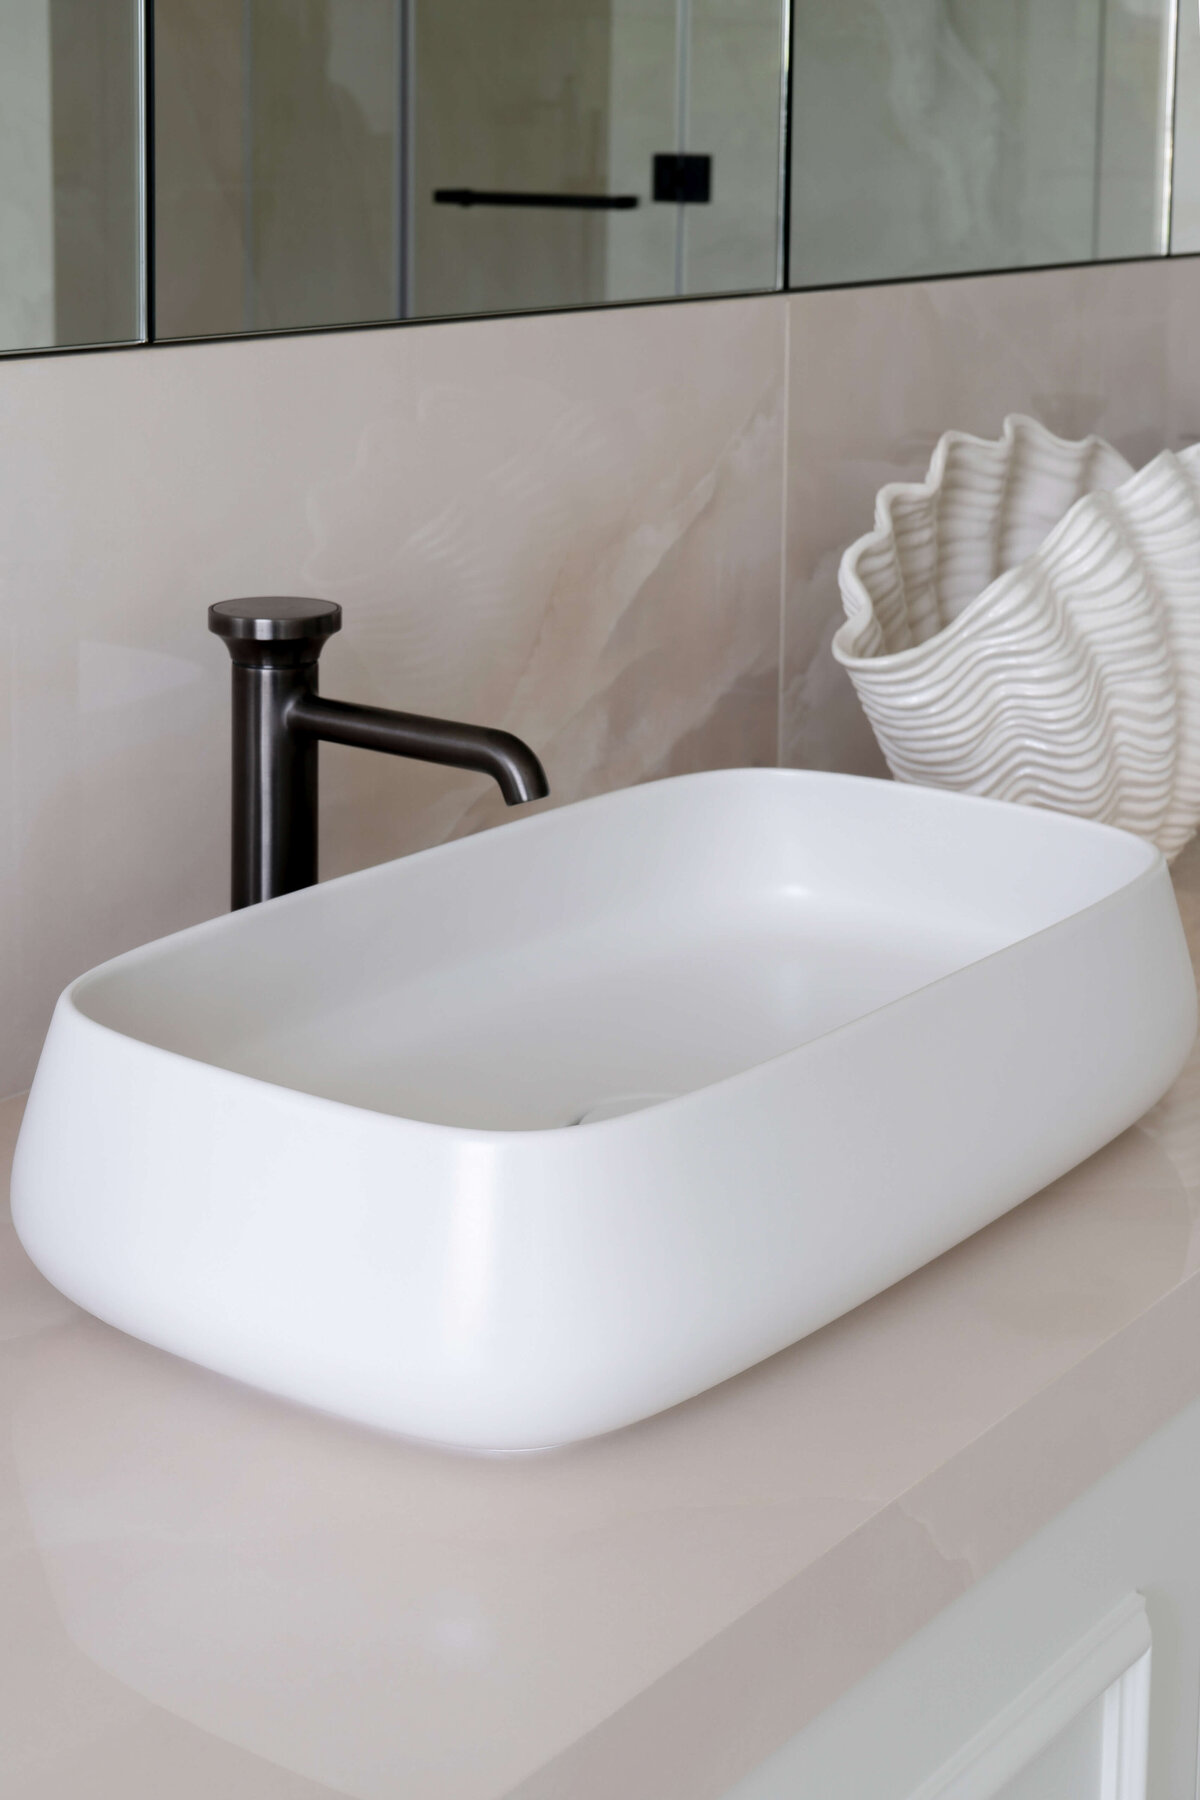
xmin=0 ymin=0 xmax=1198 ymax=357
xmin=153 ymin=0 xmax=786 ymax=335
xmin=790 ymin=0 xmax=1183 ymax=285
xmin=0 ymin=0 xmax=140 ymax=352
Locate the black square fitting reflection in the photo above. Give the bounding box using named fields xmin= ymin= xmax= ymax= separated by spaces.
xmin=652 ymin=154 xmax=712 ymax=204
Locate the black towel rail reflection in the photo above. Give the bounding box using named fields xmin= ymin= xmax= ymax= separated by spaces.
xmin=433 ymin=188 xmax=640 ymax=211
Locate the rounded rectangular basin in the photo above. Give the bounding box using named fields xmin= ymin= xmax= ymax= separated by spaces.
xmin=11 ymin=770 xmax=1196 ymax=1449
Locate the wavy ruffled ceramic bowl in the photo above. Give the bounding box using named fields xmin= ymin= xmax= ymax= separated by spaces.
xmin=833 ymin=414 xmax=1200 ymax=858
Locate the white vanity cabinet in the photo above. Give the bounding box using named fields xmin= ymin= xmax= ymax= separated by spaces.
xmin=722 ymin=1398 xmax=1200 ymax=1800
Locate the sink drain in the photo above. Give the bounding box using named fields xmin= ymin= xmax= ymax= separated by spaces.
xmin=571 ymin=1092 xmax=676 ymax=1126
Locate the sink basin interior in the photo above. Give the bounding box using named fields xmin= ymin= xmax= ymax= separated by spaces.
xmin=71 ymin=772 xmax=1157 ymax=1133
xmin=206 ymin=896 xmax=998 ymax=1130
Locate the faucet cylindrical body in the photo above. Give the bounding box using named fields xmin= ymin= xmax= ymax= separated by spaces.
xmin=209 ymin=597 xmax=343 ymax=910
xmin=230 ymin=656 xmax=320 ymax=908
xmin=209 ymin=595 xmax=549 ymax=910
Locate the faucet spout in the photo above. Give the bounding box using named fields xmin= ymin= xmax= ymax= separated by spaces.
xmin=287 ymin=693 xmax=549 ymax=806
xmin=208 ymin=596 xmax=549 ymax=909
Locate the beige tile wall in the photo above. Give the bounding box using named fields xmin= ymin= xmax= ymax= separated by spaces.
xmin=0 ymin=294 xmax=784 ymax=1097
xmin=2 ymin=254 xmax=1198 ymax=1096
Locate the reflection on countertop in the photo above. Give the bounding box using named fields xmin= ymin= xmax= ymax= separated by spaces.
xmin=4 ymin=840 xmax=1200 ymax=1800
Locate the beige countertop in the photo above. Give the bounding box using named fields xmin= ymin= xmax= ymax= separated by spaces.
xmin=5 ymin=849 xmax=1200 ymax=1800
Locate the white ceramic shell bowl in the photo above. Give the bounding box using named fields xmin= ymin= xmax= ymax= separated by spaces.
xmin=833 ymin=414 xmax=1200 ymax=858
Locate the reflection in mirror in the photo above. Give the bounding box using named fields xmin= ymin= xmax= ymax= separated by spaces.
xmin=154 ymin=0 xmax=401 ymax=338
xmin=5 ymin=2 xmax=1198 ymax=357
xmin=152 ymin=0 xmax=786 ymax=340
xmin=789 ymin=0 xmax=1181 ymax=289
xmin=0 ymin=0 xmax=140 ymax=353
xmin=1169 ymin=0 xmax=1200 ymax=249
xmin=413 ymin=0 xmax=785 ymax=315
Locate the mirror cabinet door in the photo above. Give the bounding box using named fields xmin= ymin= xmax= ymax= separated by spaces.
xmin=154 ymin=0 xmax=402 ymax=338
xmin=2 ymin=1 xmax=1199 ymax=356
xmin=787 ymin=0 xmax=1180 ymax=290
xmin=0 ymin=0 xmax=140 ymax=353
xmin=152 ymin=0 xmax=787 ymax=340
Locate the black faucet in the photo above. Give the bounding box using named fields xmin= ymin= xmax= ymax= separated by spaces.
xmin=209 ymin=597 xmax=550 ymax=909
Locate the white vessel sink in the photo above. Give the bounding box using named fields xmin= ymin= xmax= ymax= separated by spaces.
xmin=12 ymin=770 xmax=1196 ymax=1451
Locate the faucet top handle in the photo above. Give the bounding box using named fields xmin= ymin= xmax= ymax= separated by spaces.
xmin=208 ymin=596 xmax=343 ymax=644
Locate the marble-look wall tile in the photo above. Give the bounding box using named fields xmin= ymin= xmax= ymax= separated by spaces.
xmin=1164 ymin=254 xmax=1200 ymax=446
xmin=0 ymin=295 xmax=784 ymax=1097
xmin=782 ymin=257 xmax=1187 ymax=776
